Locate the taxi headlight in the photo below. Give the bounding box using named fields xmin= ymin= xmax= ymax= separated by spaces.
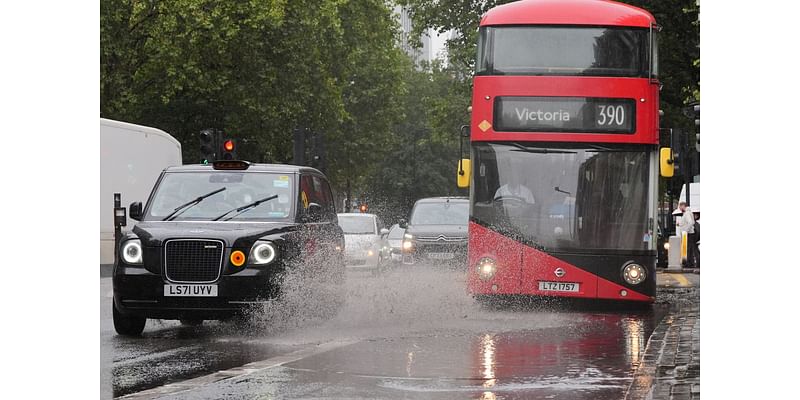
xmin=622 ymin=263 xmax=646 ymax=285
xmin=477 ymin=257 xmax=497 ymax=281
xmin=250 ymin=242 xmax=278 ymax=265
xmin=121 ymin=239 xmax=143 ymax=265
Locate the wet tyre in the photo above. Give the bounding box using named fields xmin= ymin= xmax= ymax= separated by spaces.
xmin=113 ymin=302 xmax=146 ymax=336
xmin=180 ymin=319 xmax=203 ymax=326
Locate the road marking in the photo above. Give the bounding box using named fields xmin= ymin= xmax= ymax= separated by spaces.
xmin=668 ymin=273 xmax=691 ymax=287
xmin=118 ymin=339 xmax=358 ymax=399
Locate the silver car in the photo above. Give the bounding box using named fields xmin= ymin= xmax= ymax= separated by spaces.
xmin=338 ymin=213 xmax=389 ymax=268
xmin=385 ymin=224 xmax=405 ymax=263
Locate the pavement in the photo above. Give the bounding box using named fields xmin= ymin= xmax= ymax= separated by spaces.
xmin=101 ymin=266 xmax=700 ymax=399
xmin=628 ymin=271 xmax=700 ymax=399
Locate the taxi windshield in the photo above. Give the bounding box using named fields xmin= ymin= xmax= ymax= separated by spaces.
xmin=144 ymin=172 xmax=294 ymax=221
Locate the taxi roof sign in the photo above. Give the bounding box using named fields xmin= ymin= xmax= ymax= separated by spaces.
xmin=212 ymin=160 xmax=250 ymax=170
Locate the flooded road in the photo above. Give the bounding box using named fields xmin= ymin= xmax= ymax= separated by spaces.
xmin=101 ymin=264 xmax=668 ymax=399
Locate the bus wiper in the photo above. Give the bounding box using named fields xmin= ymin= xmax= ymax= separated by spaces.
xmin=163 ymin=187 xmax=227 ymax=221
xmin=213 ymin=194 xmax=278 ymax=221
xmin=585 ymin=144 xmax=631 ymax=152
xmin=509 ymin=143 xmax=576 ymax=154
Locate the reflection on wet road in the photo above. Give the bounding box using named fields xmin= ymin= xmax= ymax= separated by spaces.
xmin=101 ymin=265 xmax=666 ymax=399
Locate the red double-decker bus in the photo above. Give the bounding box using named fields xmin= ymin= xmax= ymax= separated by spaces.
xmin=461 ymin=0 xmax=661 ymax=303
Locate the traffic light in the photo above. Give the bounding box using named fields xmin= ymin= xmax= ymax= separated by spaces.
xmin=670 ymin=129 xmax=684 ymax=176
xmin=199 ymin=129 xmax=216 ymax=163
xmin=220 ymin=138 xmax=237 ymax=160
xmin=359 ymin=204 xmax=368 ymax=213
xmin=693 ymin=104 xmax=700 ymax=152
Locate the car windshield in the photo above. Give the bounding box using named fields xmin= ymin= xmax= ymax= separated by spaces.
xmin=338 ymin=215 xmax=376 ymax=234
xmin=410 ymin=201 xmax=469 ymax=225
xmin=476 ymin=26 xmax=650 ymax=77
xmin=472 ymin=142 xmax=652 ymax=251
xmin=144 ymin=172 xmax=294 ymax=221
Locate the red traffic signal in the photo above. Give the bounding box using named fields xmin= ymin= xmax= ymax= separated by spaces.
xmin=221 ymin=138 xmax=237 ymax=160
xmin=359 ymin=204 xmax=367 ymax=213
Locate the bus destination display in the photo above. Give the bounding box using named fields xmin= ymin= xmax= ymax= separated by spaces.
xmin=494 ymin=97 xmax=635 ymax=133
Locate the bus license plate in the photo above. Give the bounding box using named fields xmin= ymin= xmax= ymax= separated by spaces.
xmin=428 ymin=252 xmax=455 ymax=260
xmin=538 ymin=281 xmax=579 ymax=293
xmin=164 ymin=284 xmax=218 ymax=297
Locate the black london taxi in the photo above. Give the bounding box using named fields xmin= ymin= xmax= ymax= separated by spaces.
xmin=112 ymin=160 xmax=344 ymax=336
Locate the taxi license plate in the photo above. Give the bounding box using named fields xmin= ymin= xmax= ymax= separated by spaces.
xmin=164 ymin=284 xmax=218 ymax=297
xmin=428 ymin=252 xmax=455 ymax=260
xmin=538 ymin=281 xmax=579 ymax=292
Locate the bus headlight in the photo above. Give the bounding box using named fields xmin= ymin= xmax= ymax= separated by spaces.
xmin=121 ymin=239 xmax=143 ymax=265
xmin=477 ymin=257 xmax=497 ymax=281
xmin=250 ymin=242 xmax=278 ymax=265
xmin=622 ymin=263 xmax=646 ymax=285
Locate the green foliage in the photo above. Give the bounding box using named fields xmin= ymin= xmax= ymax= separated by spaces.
xmin=361 ymin=60 xmax=470 ymax=221
xmin=103 ymin=0 xmax=699 ymax=222
xmin=103 ymin=0 xmax=396 ymax=186
xmin=102 ymin=0 xmax=469 ymax=221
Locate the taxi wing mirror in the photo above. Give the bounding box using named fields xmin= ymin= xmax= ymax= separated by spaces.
xmin=380 ymin=228 xmax=390 ymax=236
xmin=398 ymin=219 xmax=408 ymax=229
xmin=457 ymin=158 xmax=471 ymax=188
xmin=129 ymin=202 xmax=143 ymax=221
xmin=660 ymin=148 xmax=674 ymax=178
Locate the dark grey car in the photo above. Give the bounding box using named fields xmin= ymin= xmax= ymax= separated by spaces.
xmin=400 ymin=197 xmax=469 ymax=267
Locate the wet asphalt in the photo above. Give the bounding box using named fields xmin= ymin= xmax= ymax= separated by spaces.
xmin=101 ymin=264 xmax=670 ymax=399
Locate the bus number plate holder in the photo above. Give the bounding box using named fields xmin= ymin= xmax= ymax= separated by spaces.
xmin=538 ymin=281 xmax=580 ymax=292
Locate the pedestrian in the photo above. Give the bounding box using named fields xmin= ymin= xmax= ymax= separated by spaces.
xmin=677 ymin=201 xmax=697 ymax=268
xmin=692 ymin=211 xmax=700 ymax=268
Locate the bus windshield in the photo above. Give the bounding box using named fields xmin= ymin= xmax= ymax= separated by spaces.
xmin=471 ymin=143 xmax=651 ymax=251
xmin=476 ymin=26 xmax=650 ymax=77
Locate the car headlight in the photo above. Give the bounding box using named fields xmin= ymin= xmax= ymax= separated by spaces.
xmin=622 ymin=263 xmax=646 ymax=285
xmin=121 ymin=239 xmax=143 ymax=265
xmin=402 ymin=233 xmax=414 ymax=251
xmin=250 ymin=242 xmax=278 ymax=265
xmin=477 ymin=257 xmax=497 ymax=281
xmin=663 ymin=242 xmax=670 ymax=250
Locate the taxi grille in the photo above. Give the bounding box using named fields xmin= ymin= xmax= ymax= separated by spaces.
xmin=164 ymin=239 xmax=224 ymax=283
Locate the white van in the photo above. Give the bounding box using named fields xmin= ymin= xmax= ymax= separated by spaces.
xmin=100 ymin=118 xmax=182 ymax=266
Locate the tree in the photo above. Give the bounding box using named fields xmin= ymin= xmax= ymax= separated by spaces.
xmin=101 ymin=0 xmax=408 ymax=192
